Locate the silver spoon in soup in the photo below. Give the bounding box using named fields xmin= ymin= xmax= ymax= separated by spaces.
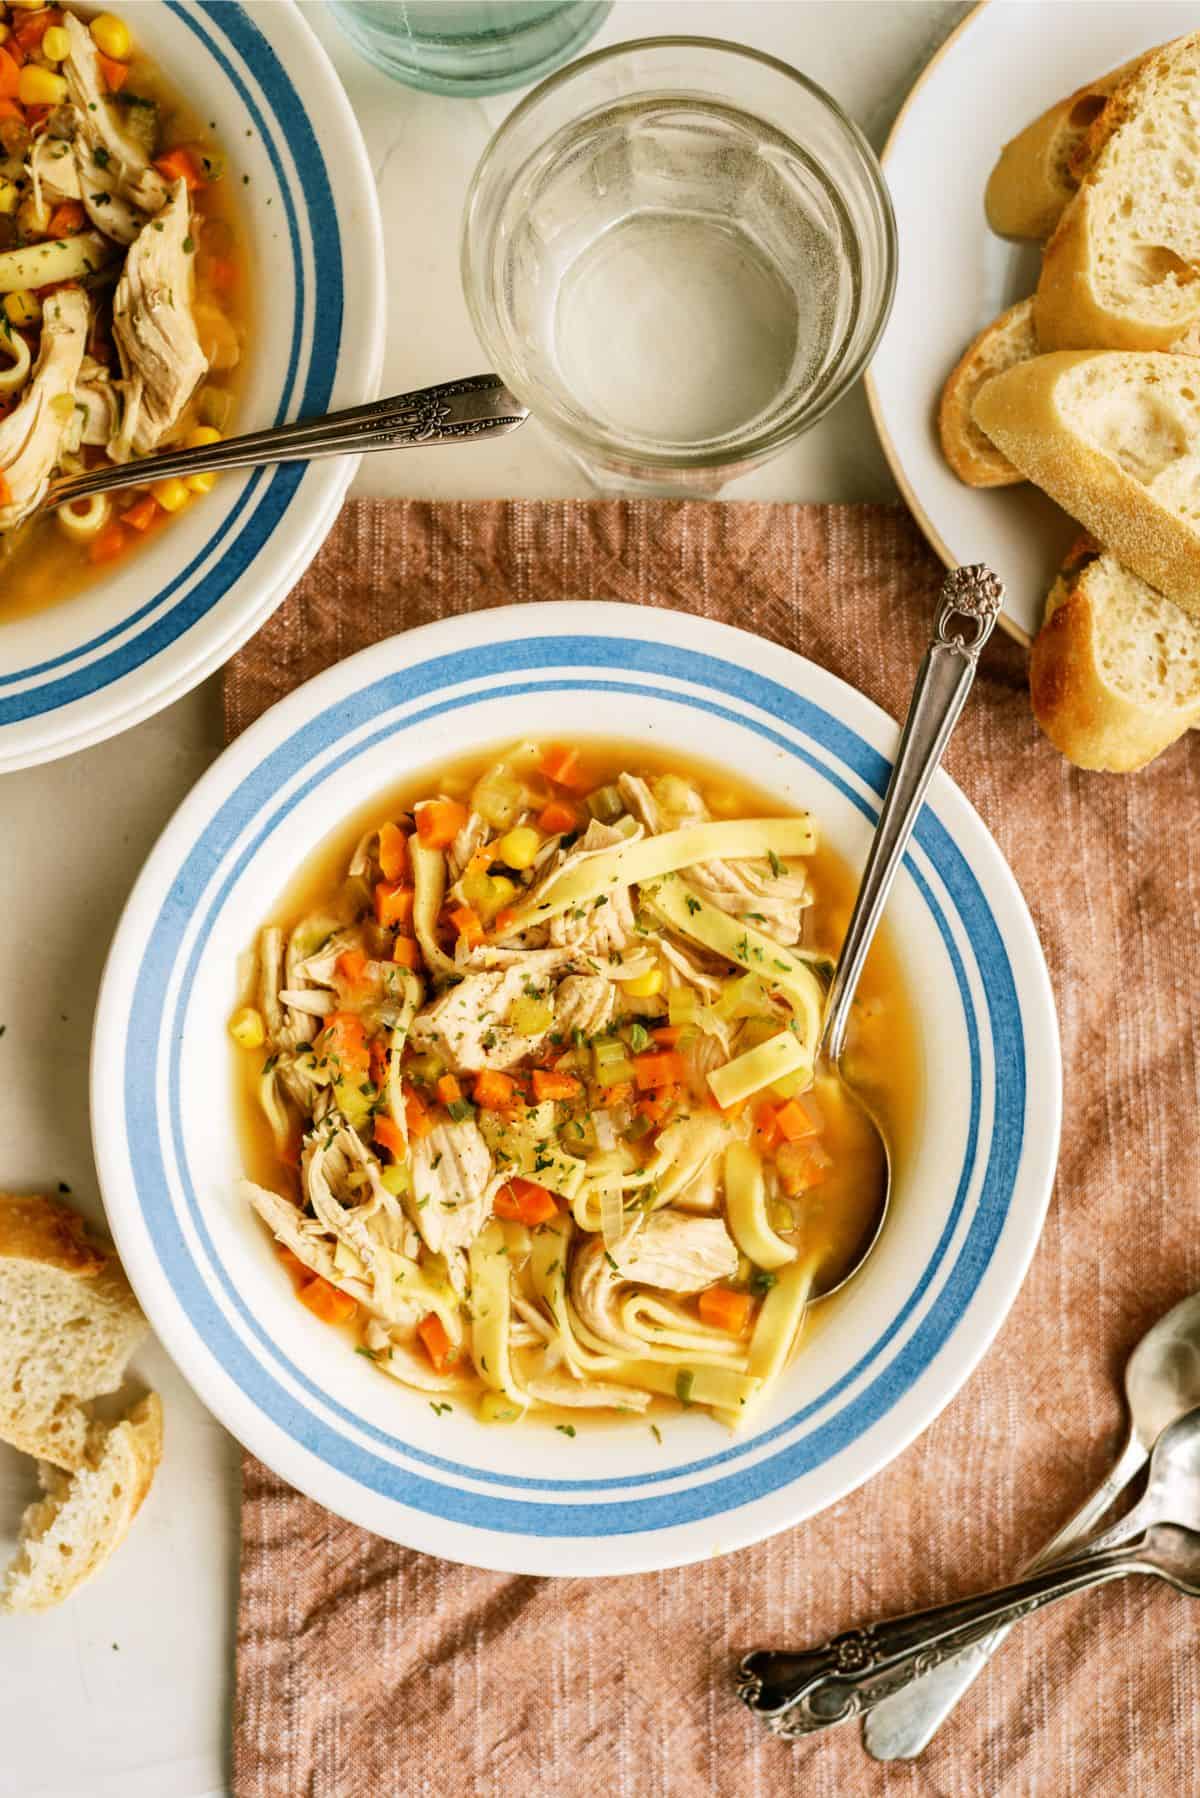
xmin=805 ymin=564 xmax=1003 ymax=1300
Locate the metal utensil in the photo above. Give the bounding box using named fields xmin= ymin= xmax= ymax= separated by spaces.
xmin=737 ymin=1521 xmax=1200 ymax=1738
xmin=43 ymin=374 xmax=530 ymax=512
xmin=808 ymin=562 xmax=1002 ymax=1299
xmin=864 ymin=1289 xmax=1200 ymax=1757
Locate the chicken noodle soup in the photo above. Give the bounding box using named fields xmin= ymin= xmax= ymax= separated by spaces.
xmin=233 ymin=744 xmax=916 ymax=1430
xmin=0 ymin=5 xmax=245 ymax=622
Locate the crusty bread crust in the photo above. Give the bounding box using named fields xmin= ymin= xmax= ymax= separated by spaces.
xmin=938 ymin=298 xmax=1038 ymax=486
xmin=984 ymin=56 xmax=1144 ymax=240
xmin=1030 ymin=557 xmax=1198 ymax=770
xmin=971 ymin=351 xmax=1200 ymax=613
xmin=1036 ymin=35 xmax=1200 ymax=351
xmin=0 ymin=1191 xmax=108 ymax=1277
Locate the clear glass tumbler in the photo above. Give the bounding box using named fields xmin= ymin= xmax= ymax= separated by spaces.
xmin=462 ymin=37 xmax=897 ymax=493
xmin=327 ymin=2 xmax=612 ymax=98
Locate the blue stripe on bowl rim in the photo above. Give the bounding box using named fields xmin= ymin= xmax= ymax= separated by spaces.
xmin=0 ymin=0 xmax=343 ymax=724
xmin=119 ymin=636 xmax=1027 ymax=1539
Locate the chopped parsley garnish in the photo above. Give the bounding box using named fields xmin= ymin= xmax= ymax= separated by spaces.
xmin=767 ymin=850 xmax=785 ymax=878
xmin=555 ymin=1423 xmax=576 ymax=1438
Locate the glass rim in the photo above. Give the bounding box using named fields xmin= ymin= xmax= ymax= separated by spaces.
xmin=461 ymin=34 xmax=899 ymax=471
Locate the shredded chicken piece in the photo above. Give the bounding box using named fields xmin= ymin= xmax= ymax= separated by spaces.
xmin=62 ymin=11 xmax=168 ymax=240
xmin=411 ymin=963 xmax=549 ymax=1070
xmin=109 ymin=180 xmax=208 ymax=459
xmin=524 ymin=1375 xmax=652 ymax=1412
xmin=303 ymin=1118 xmax=420 ymax=1266
xmin=448 ymin=811 xmax=489 ymax=882
xmin=258 ymin=927 xmax=316 ymax=1052
xmin=0 ymin=289 xmax=88 ymax=530
xmin=408 ymin=1118 xmax=495 ymax=1257
xmin=553 ymin=973 xmax=617 ymax=1038
xmin=547 ymin=820 xmax=638 ymax=960
xmin=242 ymin=1179 xmax=421 ymax=1333
xmin=571 ymin=1211 xmax=738 ymax=1349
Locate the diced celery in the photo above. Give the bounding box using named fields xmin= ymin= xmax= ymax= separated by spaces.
xmin=334 ymin=1078 xmax=373 ymax=1131
xmin=586 ymin=783 xmax=625 ymax=823
xmin=478 ymin=1390 xmax=523 ymax=1423
xmin=768 ymin=1199 xmax=796 ymax=1234
xmin=667 ymin=988 xmax=700 ymax=1027
xmin=381 ymin=1164 xmax=411 ymax=1196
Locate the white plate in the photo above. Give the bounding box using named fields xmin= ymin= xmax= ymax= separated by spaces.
xmin=91 ymin=602 xmax=1061 ymax=1575
xmin=865 ymin=0 xmax=1197 ymax=645
xmin=0 ymin=0 xmax=384 ymax=771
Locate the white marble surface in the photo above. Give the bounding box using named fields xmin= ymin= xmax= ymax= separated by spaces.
xmin=0 ymin=4 xmax=968 ymax=1793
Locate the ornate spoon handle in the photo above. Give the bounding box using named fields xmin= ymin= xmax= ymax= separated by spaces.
xmin=820 ymin=564 xmax=1002 ymax=1061
xmin=45 ymin=373 xmax=530 ymax=508
xmin=737 ymin=1538 xmax=1155 ymax=1737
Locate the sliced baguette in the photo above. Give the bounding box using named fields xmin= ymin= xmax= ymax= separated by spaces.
xmin=939 ymin=299 xmax=1038 ymax=486
xmin=1030 ymin=540 xmax=1200 ymax=770
xmin=972 ymin=350 xmax=1200 ymax=613
xmin=0 ymin=1193 xmax=147 ymax=1470
xmin=985 ymin=55 xmax=1145 ymax=240
xmin=1036 ymin=34 xmax=1200 ymax=351
xmin=1 ymin=1394 xmax=163 ymax=1614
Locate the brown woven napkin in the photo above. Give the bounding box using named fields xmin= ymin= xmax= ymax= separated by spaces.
xmin=229 ymin=499 xmax=1200 ymax=1798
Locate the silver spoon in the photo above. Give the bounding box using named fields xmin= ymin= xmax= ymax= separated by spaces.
xmin=808 ymin=562 xmax=1003 ymax=1299
xmin=864 ymin=1288 xmax=1200 ymax=1756
xmin=42 ymin=373 xmax=530 ymax=513
xmin=738 ymin=1407 xmax=1200 ymax=1737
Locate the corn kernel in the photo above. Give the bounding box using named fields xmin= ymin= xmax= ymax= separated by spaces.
xmin=0 ymin=179 xmax=18 ymax=216
xmin=17 ymin=64 xmax=68 ymax=106
xmin=229 ymin=1006 xmax=265 ymax=1049
xmin=488 ymin=875 xmax=518 ymax=910
xmin=624 ymin=966 xmax=664 ymax=998
xmin=495 ymin=825 xmax=540 ymax=869
xmin=182 ymin=424 xmax=220 ymax=492
xmin=3 ymin=289 xmax=40 ymax=328
xmin=152 ymin=476 xmax=190 ymax=513
xmin=41 ymin=23 xmax=69 ymax=60
xmin=90 ymin=11 xmax=131 ymax=59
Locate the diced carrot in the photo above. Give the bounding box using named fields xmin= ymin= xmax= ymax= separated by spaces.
xmin=154 ymin=144 xmax=205 ymax=190
xmin=374 ymin=1113 xmax=406 ymax=1159
xmin=375 ymin=880 xmax=414 ymax=928
xmin=0 ymin=100 xmax=24 ymax=125
xmin=473 ymin=1069 xmax=517 ymax=1110
xmin=280 ymin=1129 xmax=303 ymax=1170
xmin=751 ymin=1101 xmax=782 ymax=1152
xmin=531 ymin=1068 xmax=583 ymax=1102
xmin=776 ymin=1139 xmax=832 ymax=1197
xmin=404 ymin=1088 xmax=433 ymax=1141
xmin=649 ymin=1026 xmax=682 ymax=1048
xmin=0 ymin=47 xmax=19 ymax=99
xmin=369 ymin=1035 xmax=389 ymax=1088
xmin=378 ymin=820 xmax=409 ymax=883
xmin=0 ymin=470 xmax=10 ymax=508
xmin=634 ymin=1083 xmax=682 ymax=1127
xmin=201 ymin=253 xmax=237 ymax=292
xmin=122 ymin=493 xmax=160 ymax=532
xmin=493 ymin=1176 xmax=558 ymax=1226
xmin=538 ymin=799 xmax=580 ymax=835
xmin=97 ymin=52 xmax=128 ymax=94
xmin=598 ymin=1080 xmax=633 ymax=1107
xmin=276 ymin=1243 xmax=307 ymax=1284
xmin=698 ymin=1286 xmax=754 ymax=1334
xmin=493 ymin=906 xmax=519 ymax=937
xmin=541 ymin=744 xmax=590 ymax=790
xmin=89 ymin=521 xmax=127 ymax=564
xmin=392 ymin=935 xmax=422 ymax=970
xmin=775 ymin=1098 xmax=820 ymax=1143
xmin=46 ymin=200 xmax=86 ymax=236
xmin=316 ymin=1011 xmax=370 ymax=1076
xmin=633 ymin=1050 xmax=687 ymax=1091
xmin=336 ymin=948 xmax=370 ymax=988
xmin=415 ymin=798 xmax=468 ymax=848
xmin=418 ymin=1311 xmax=455 ymax=1373
xmin=298 ymin=1275 xmax=357 ymax=1326
xmin=448 ymin=904 xmax=484 ymax=949
xmin=436 ymin=1073 xmax=463 ymax=1108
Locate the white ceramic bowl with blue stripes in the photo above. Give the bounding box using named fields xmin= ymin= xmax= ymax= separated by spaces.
xmin=92 ymin=603 xmax=1061 ymax=1574
xmin=0 ymin=1 xmax=383 ymax=773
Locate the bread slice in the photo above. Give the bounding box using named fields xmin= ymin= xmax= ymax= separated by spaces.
xmin=1030 ymin=538 xmax=1200 ymax=770
xmin=939 ymin=298 xmax=1038 ymax=485
xmin=0 ymin=1193 xmax=147 ymax=1470
xmin=1036 ymin=35 xmax=1200 ymax=351
xmin=1 ymin=1394 xmax=163 ymax=1614
xmin=972 ymin=350 xmax=1200 ymax=612
xmin=985 ymin=56 xmax=1145 ymax=240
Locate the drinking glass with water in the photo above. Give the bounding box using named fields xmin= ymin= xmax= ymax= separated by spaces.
xmin=328 ymin=2 xmax=611 ymax=97
xmin=463 ymin=38 xmax=896 ymax=493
